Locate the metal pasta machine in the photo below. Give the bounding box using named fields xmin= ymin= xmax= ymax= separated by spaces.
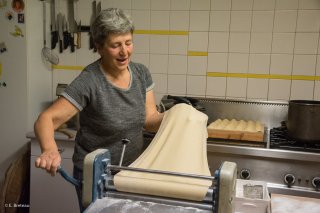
xmin=58 ymin=147 xmax=237 ymax=213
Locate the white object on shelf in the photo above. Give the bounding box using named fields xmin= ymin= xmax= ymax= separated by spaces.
xmin=233 ymin=179 xmax=271 ymax=213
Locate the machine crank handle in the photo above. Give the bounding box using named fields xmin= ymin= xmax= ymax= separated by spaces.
xmin=57 ymin=166 xmax=81 ymax=187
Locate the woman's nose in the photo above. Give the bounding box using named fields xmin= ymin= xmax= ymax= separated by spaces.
xmin=119 ymin=45 xmax=127 ymax=55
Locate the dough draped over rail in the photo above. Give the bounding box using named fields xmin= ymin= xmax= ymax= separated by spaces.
xmin=114 ymin=103 xmax=212 ymax=201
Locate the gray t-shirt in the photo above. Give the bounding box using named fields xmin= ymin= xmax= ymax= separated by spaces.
xmin=61 ymin=60 xmax=154 ymax=170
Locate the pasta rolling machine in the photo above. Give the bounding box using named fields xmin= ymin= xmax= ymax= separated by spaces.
xmin=58 ymin=148 xmax=237 ymax=213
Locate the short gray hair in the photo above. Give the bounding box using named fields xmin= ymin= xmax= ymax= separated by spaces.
xmin=91 ymin=8 xmax=135 ymax=47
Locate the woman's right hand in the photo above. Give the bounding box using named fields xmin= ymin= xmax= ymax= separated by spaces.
xmin=35 ymin=149 xmax=62 ymax=176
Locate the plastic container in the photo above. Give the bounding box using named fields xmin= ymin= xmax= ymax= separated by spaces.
xmin=233 ymin=179 xmax=271 ymax=213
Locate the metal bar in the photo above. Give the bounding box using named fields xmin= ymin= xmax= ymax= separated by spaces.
xmin=107 ymin=165 xmax=216 ymax=181
xmin=119 ymin=139 xmax=130 ymax=166
xmin=118 ymin=145 xmax=126 ymax=166
xmin=207 ymin=143 xmax=320 ymax=162
xmin=105 ymin=191 xmax=214 ymax=211
xmin=105 ymin=184 xmax=216 ymax=203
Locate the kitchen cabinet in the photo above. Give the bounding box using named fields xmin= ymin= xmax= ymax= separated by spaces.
xmin=27 ymin=131 xmax=80 ymax=213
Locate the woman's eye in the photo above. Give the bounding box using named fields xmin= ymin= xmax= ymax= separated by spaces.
xmin=111 ymin=44 xmax=120 ymax=48
xmin=109 ymin=41 xmax=132 ymax=49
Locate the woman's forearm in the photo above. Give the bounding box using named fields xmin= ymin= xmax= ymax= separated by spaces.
xmin=144 ymin=111 xmax=164 ymax=132
xmin=34 ymin=112 xmax=58 ymax=152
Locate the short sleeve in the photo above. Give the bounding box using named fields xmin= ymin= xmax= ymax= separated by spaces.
xmin=145 ymin=68 xmax=155 ymax=91
xmin=61 ymin=70 xmax=92 ymax=111
xmin=136 ymin=63 xmax=154 ymax=91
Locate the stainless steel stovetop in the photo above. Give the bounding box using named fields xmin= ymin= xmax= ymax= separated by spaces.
xmin=159 ymin=96 xmax=320 ymax=199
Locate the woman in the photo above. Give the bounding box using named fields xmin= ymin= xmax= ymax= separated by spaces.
xmin=34 ymin=8 xmax=163 ymax=211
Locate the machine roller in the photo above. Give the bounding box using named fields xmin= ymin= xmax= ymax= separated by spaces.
xmin=58 ymin=147 xmax=237 ymax=213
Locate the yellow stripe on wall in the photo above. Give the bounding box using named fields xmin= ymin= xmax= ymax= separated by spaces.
xmin=134 ymin=30 xmax=188 ymax=35
xmin=52 ymin=65 xmax=84 ymax=71
xmin=207 ymin=72 xmax=320 ymax=81
xmin=291 ymin=75 xmax=319 ymax=81
xmin=267 ymin=74 xmax=292 ymax=80
xmin=188 ymin=51 xmax=208 ymax=56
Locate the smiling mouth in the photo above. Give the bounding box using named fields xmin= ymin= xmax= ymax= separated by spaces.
xmin=117 ymin=58 xmax=127 ymax=63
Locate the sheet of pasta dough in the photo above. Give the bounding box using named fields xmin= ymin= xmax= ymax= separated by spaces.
xmin=114 ymin=103 xmax=212 ymax=201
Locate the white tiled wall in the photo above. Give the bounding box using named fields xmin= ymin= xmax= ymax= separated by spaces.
xmin=52 ymin=0 xmax=320 ymax=104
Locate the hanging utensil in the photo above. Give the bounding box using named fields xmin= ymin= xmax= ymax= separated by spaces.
xmin=57 ymin=13 xmax=63 ymax=53
xmin=50 ymin=0 xmax=58 ymax=49
xmin=41 ymin=0 xmax=59 ymax=65
xmin=96 ymin=1 xmax=101 ymax=15
xmin=76 ymin=20 xmax=81 ymax=49
xmin=89 ymin=0 xmax=96 ymax=50
xmin=68 ymin=0 xmax=75 ymax=52
xmin=63 ymin=15 xmax=70 ymax=49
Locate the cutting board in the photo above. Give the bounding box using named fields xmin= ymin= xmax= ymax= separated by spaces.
xmin=271 ymin=193 xmax=320 ymax=213
xmin=207 ymin=119 xmax=265 ymax=142
xmin=207 ymin=129 xmax=264 ymax=142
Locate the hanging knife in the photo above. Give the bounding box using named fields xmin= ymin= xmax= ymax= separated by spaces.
xmin=89 ymin=0 xmax=96 ymax=50
xmin=50 ymin=0 xmax=58 ymax=49
xmin=76 ymin=20 xmax=81 ymax=49
xmin=57 ymin=13 xmax=63 ymax=53
xmin=63 ymin=15 xmax=70 ymax=49
xmin=68 ymin=0 xmax=75 ymax=52
xmin=97 ymin=1 xmax=101 ymax=15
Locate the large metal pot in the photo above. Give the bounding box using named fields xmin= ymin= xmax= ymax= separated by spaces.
xmin=287 ymin=100 xmax=320 ymax=142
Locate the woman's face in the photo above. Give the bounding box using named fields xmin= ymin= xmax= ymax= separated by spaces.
xmin=98 ymin=32 xmax=133 ymax=73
